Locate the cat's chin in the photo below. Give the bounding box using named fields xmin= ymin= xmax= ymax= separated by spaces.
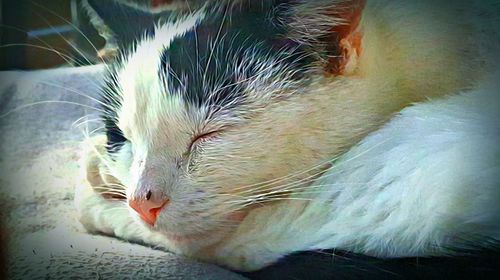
xmin=157 ymin=227 xmax=233 ymax=250
xmin=152 ymin=213 xmax=249 ymax=248
xmin=165 ymin=231 xmax=214 ymax=245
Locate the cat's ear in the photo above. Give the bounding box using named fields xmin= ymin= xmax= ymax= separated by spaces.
xmin=273 ymin=0 xmax=366 ymax=76
xmin=82 ymin=0 xmax=165 ymax=60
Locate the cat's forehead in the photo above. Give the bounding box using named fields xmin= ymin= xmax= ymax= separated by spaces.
xmin=105 ymin=2 xmax=310 ymax=142
xmin=114 ymin=10 xmax=206 ymax=141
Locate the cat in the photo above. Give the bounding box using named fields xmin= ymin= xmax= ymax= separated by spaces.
xmin=75 ymin=0 xmax=500 ymax=271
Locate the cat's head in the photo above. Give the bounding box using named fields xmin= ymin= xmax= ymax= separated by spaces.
xmin=93 ymin=0 xmax=368 ymax=246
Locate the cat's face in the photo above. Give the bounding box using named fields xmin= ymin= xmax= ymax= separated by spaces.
xmin=97 ymin=0 xmax=389 ymax=248
xmin=100 ymin=3 xmax=329 ymax=245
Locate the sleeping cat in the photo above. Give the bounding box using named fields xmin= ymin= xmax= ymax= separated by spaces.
xmin=75 ymin=0 xmax=500 ymax=271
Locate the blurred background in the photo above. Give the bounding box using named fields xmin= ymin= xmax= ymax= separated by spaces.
xmin=1 ymin=0 xmax=101 ymax=70
xmin=0 ymin=0 xmax=161 ymax=70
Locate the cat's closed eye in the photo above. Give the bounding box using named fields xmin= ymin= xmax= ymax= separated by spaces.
xmin=189 ymin=131 xmax=220 ymax=151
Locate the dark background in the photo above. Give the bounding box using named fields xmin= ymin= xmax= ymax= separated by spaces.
xmin=0 ymin=0 xmax=105 ymax=70
xmin=0 ymin=0 xmax=165 ymax=70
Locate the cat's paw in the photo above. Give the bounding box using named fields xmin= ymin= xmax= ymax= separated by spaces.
xmin=74 ymin=181 xmax=107 ymax=233
xmin=74 ymin=135 xmax=125 ymax=234
xmin=81 ymin=135 xmax=126 ymax=200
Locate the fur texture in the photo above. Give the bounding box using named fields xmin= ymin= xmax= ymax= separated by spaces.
xmin=75 ymin=0 xmax=500 ymax=271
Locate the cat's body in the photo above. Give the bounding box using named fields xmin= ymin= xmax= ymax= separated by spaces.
xmin=75 ymin=0 xmax=500 ymax=271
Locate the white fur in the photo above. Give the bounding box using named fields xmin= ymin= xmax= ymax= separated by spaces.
xmin=214 ymin=73 xmax=500 ymax=269
xmin=77 ymin=73 xmax=500 ymax=270
xmin=75 ymin=0 xmax=500 ymax=271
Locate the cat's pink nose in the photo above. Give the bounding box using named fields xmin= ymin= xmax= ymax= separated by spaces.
xmin=129 ymin=190 xmax=169 ymax=226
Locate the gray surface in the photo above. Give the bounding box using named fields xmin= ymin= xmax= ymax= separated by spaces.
xmin=0 ymin=65 xmax=246 ymax=280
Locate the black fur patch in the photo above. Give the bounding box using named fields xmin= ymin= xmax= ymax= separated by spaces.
xmin=159 ymin=1 xmax=313 ymax=108
xmin=101 ymin=1 xmax=314 ymax=153
xmin=101 ymin=71 xmax=127 ymax=154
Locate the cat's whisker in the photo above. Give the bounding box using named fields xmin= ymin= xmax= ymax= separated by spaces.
xmin=230 ymin=196 xmax=329 ymax=206
xmin=76 ymin=124 xmax=105 ymax=145
xmin=100 ymin=193 xmax=127 ymax=199
xmin=86 ymin=125 xmax=106 ymax=136
xmin=231 ymin=162 xmax=332 ymax=196
xmin=93 ymin=183 xmax=125 ymax=190
xmin=104 ymin=184 xmax=127 ymax=191
xmin=236 ymin=166 xmax=331 ymax=196
xmin=232 ymin=136 xmax=392 ymax=196
xmin=69 ymin=118 xmax=104 ymax=138
xmin=202 ymin=4 xmax=229 ymax=86
xmin=79 ymin=122 xmax=104 ymax=150
xmin=78 ymin=115 xmax=91 ymax=143
xmin=229 ymin=158 xmax=335 ymax=194
xmin=0 ymin=100 xmax=106 ymax=119
xmin=93 ymin=191 xmax=127 ymax=199
xmin=72 ymin=114 xmax=95 ymax=128
xmin=98 ymin=191 xmax=127 ymax=198
xmin=236 ymin=168 xmax=338 ymax=198
xmin=226 ymin=150 xmax=343 ymax=193
xmin=0 ymin=27 xmax=106 ymax=90
xmin=210 ymin=48 xmax=315 ymax=101
xmin=0 ymin=21 xmax=109 ymax=75
xmin=218 ymin=180 xmax=373 ymax=208
xmin=232 ymin=187 xmax=323 ymax=201
xmin=94 ymin=181 xmax=127 ymax=190
xmin=0 ymin=43 xmax=84 ymax=66
xmin=31 ymin=9 xmax=97 ymax=67
xmin=92 ymin=186 xmax=127 ymax=193
xmin=38 ymin=81 xmax=113 ymax=111
xmin=91 ymin=183 xmax=126 ymax=189
xmin=29 ymin=0 xmax=112 ymax=73
xmin=72 ymin=117 xmax=102 ymax=130
xmin=78 ymin=134 xmax=118 ymax=174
